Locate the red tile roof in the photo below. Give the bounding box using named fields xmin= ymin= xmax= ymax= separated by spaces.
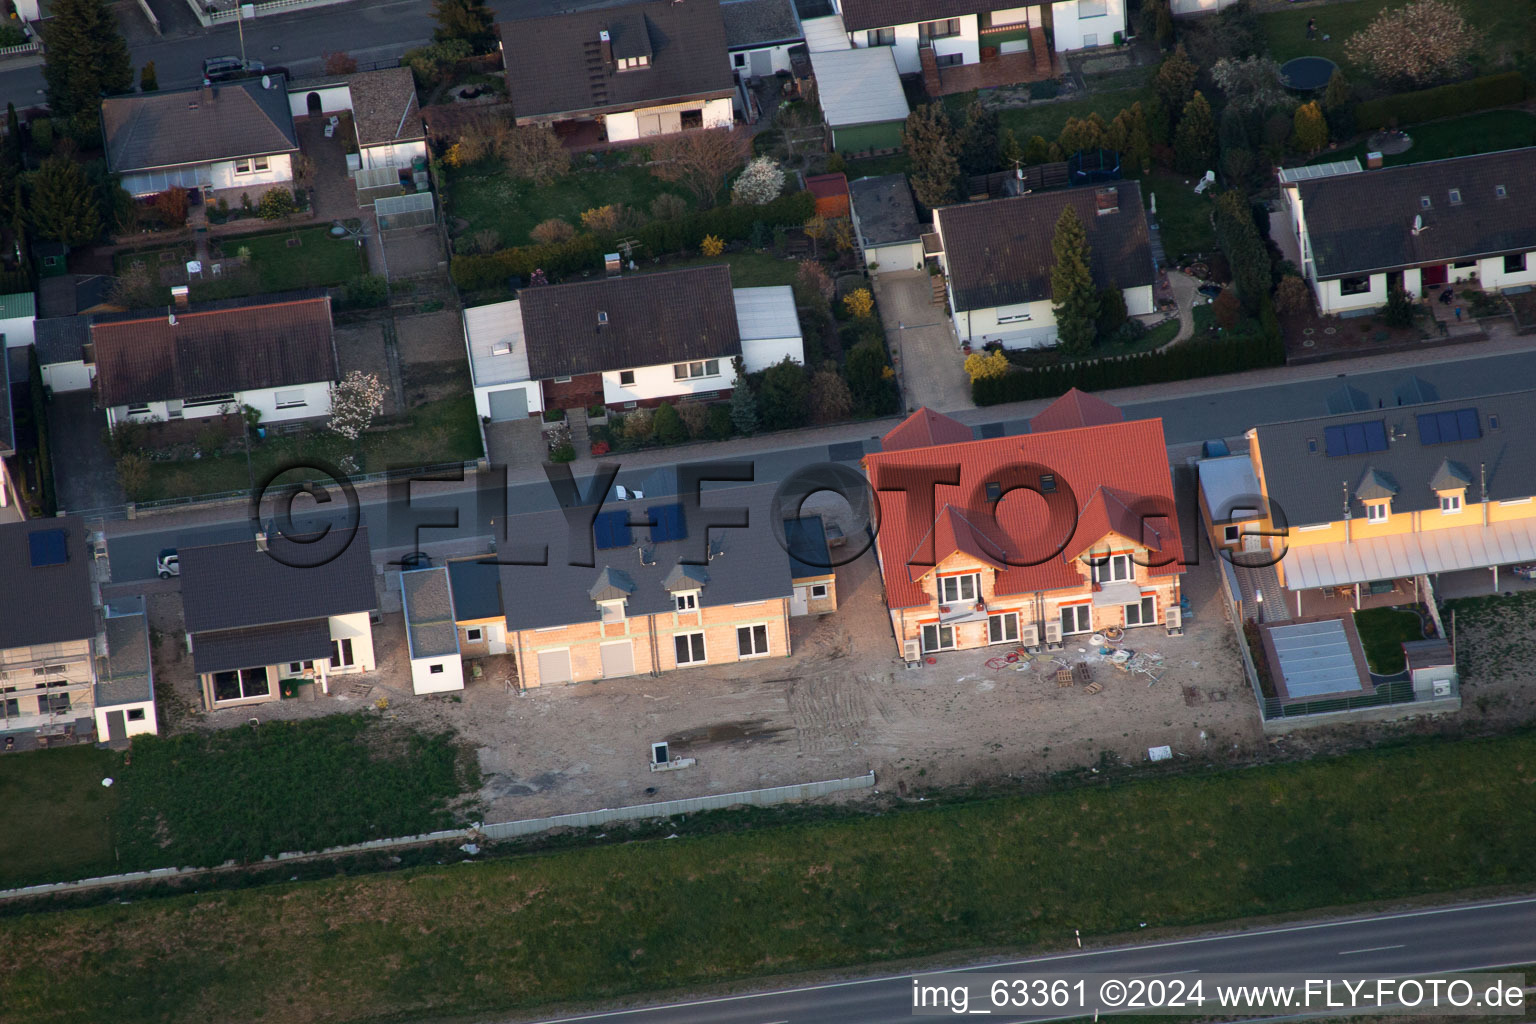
xmin=1029 ymin=387 xmax=1125 ymax=433
xmin=804 ymin=172 xmax=849 ymax=198
xmin=881 ymin=406 xmax=973 ymax=451
xmin=865 ymin=414 xmax=1184 ymax=610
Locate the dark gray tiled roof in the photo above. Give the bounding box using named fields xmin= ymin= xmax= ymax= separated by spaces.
xmin=96 ymin=600 xmax=154 ymax=708
xmin=518 ymin=266 xmax=742 ymax=379
xmin=1296 ymin=147 xmax=1536 ymax=279
xmin=721 ymin=0 xmax=802 ymax=48
xmin=102 ymin=77 xmax=299 ymax=173
xmin=180 ymin=527 xmax=376 ymax=634
xmin=34 ymin=315 xmax=89 ymax=366
xmin=499 ymin=0 xmax=734 ymax=122
xmin=783 ymin=514 xmax=830 ymax=580
xmin=936 ymin=181 xmax=1155 ymax=313
xmin=0 ymin=517 xmax=97 ymax=650
xmin=191 ymin=619 xmax=335 ymax=675
xmin=839 ymin=0 xmax=983 ymax=32
xmin=0 ymin=335 xmax=12 ymax=456
xmin=499 ymin=483 xmax=793 ymax=629
xmin=850 ymin=174 xmax=923 ymax=247
xmin=447 ymin=556 xmax=502 ymax=621
xmin=1253 ymin=389 xmax=1536 ymax=526
xmin=403 ymin=567 xmax=459 ymax=660
xmin=1355 ymin=467 xmax=1397 ymax=500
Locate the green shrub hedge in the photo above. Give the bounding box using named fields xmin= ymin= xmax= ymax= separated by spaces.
xmin=972 ymin=329 xmax=1284 ymax=405
xmin=1354 ymin=72 xmax=1530 ymax=131
xmin=450 ymin=191 xmax=816 ymax=291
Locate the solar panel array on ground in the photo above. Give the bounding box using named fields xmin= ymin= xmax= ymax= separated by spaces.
xmin=1267 ymin=620 xmax=1364 ymax=698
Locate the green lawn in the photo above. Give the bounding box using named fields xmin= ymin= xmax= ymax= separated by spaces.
xmin=1258 ymin=0 xmax=1532 ymax=75
xmin=444 ymin=159 xmax=690 ymax=248
xmin=1353 ymin=607 xmax=1425 ymax=674
xmin=997 ymin=86 xmax=1155 ymax=148
xmin=1144 ymin=170 xmax=1218 ymax=263
xmin=114 ymin=226 xmax=368 ymax=304
xmin=7 ymin=730 xmax=1536 ymax=1022
xmin=1309 ymin=109 xmax=1536 ymax=168
xmin=0 ymin=745 xmax=120 ymax=889
xmin=648 ymin=252 xmax=802 ymax=287
xmin=842 ymin=153 xmax=912 ymax=181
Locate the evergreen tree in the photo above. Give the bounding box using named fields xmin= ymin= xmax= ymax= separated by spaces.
xmin=1097 ymin=283 xmax=1128 ymax=339
xmin=1213 ymin=189 xmax=1272 ymax=315
xmin=957 ymin=100 xmax=1001 ymax=176
xmin=1023 ymin=134 xmax=1051 ymax=165
xmin=757 ymin=358 xmax=809 ymax=431
xmin=42 ymin=0 xmax=132 ymax=119
xmin=139 ymin=60 xmax=157 ymax=92
xmin=1000 ymin=127 xmax=1024 ymax=168
xmin=1050 ymin=205 xmax=1099 ymax=354
xmin=1322 ymin=68 xmax=1352 ymax=112
xmin=28 ymin=156 xmax=101 ymax=246
xmin=4 ymin=103 xmax=20 ymax=165
xmin=1218 ymin=105 xmax=1250 ymax=155
xmin=1173 ymin=91 xmax=1216 ymax=174
xmin=1152 ymin=46 xmax=1199 ymax=133
xmin=1292 ymin=102 xmax=1328 ymax=155
xmin=1322 ymin=68 xmax=1355 ymax=140
xmin=728 ymin=362 xmax=758 ymax=435
xmin=431 ymin=0 xmax=495 ymax=52
xmin=901 ymin=104 xmax=959 ymax=209
xmin=1127 ymin=102 xmax=1153 ymax=172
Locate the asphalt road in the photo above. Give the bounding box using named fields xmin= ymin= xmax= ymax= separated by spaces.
xmin=509 ymin=895 xmax=1536 ymax=1024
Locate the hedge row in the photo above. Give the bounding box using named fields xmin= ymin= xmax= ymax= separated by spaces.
xmin=972 ymin=331 xmax=1284 ymax=405
xmin=450 ymin=190 xmax=817 ymax=291
xmin=1354 ymin=72 xmax=1530 ymax=131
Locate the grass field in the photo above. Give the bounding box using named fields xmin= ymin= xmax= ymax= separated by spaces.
xmin=1258 ymin=0 xmax=1532 ymax=74
xmin=997 ymin=86 xmax=1155 ymax=149
xmin=115 ymin=226 xmax=368 ymax=304
xmin=1353 ymin=607 xmax=1425 ymax=675
xmin=445 ymin=159 xmax=691 ymax=247
xmin=649 ymin=252 xmax=803 ymax=287
xmin=139 ymin=394 xmax=483 ymax=501
xmin=0 ymin=745 xmax=121 ymax=889
xmin=1144 ymin=170 xmax=1218 ymax=263
xmin=1309 ymin=110 xmax=1536 ymax=168
xmin=0 ymin=714 xmax=481 ymax=890
xmin=6 ymin=730 xmax=1536 ymax=1023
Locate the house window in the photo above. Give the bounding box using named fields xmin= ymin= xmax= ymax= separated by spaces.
xmin=619 ymin=370 xmax=636 ymax=386
xmin=287 ymin=660 xmax=315 ymax=674
xmin=737 ymin=623 xmax=770 ymax=658
xmin=127 ymin=404 xmax=152 ymax=417
xmin=920 ymin=622 xmax=955 ymax=652
xmin=1039 ymin=474 xmax=1057 ymax=493
xmin=553 ymin=375 xmax=572 ymax=384
xmin=429 ymin=663 xmax=445 ymax=674
xmin=674 ymin=591 xmax=698 ymax=612
xmin=44 ymin=693 xmax=71 ymax=714
xmin=1365 ymin=502 xmax=1389 ymax=522
xmin=331 ymin=638 xmax=355 ymax=668
xmin=1453 ymin=259 xmax=1477 ymax=269
xmin=1448 ymin=188 xmax=1462 ymax=205
xmin=274 ymin=389 xmax=306 ymax=409
xmin=996 ymin=311 xmax=1033 ymax=323
xmin=1505 ymin=253 xmax=1528 ymax=274
xmin=1091 ymin=553 xmax=1133 ymax=583
xmin=1 ymin=698 xmax=15 ymax=718
xmin=1496 ymin=185 xmax=1508 ymax=198
xmin=810 ymin=583 xmax=828 ymax=599
xmin=935 ymin=52 xmax=964 ymax=67
xmin=1340 ymin=276 xmax=1372 ymax=296
xmin=919 ymin=18 xmax=960 ymax=39
xmin=866 ymin=27 xmax=895 ymax=46
xmin=988 ymin=612 xmax=1019 ymax=644
xmin=1420 ymin=196 xmax=1432 ymax=210
xmin=1078 ymin=0 xmax=1108 ymax=16
xmin=733 ymin=53 xmax=747 ymax=68
xmin=938 ymin=573 xmax=980 ymax=604
xmin=127 ymin=708 xmax=146 ymax=721
xmin=235 ymin=158 xmax=251 ymax=174
xmin=1081 ymin=32 xmax=1098 ymax=45
xmin=464 ymin=627 xmax=484 ymax=643
xmin=253 ymin=156 xmax=269 ymax=171
xmin=1060 ymin=604 xmax=1092 ymax=635
xmin=674 ymin=631 xmax=706 ymax=665
xmin=1124 ymin=595 xmax=1156 ymax=627
xmin=599 ymin=600 xmax=625 ymax=623
xmin=1440 ymin=493 xmax=1462 ymax=513
xmin=673 ymin=359 xmax=720 ymax=380
xmin=617 ymin=55 xmax=649 ymax=70
xmin=184 ymin=393 xmax=236 ymax=408
xmin=212 ymin=667 xmax=270 ymax=702
xmin=1223 ymin=525 xmax=1241 ymax=543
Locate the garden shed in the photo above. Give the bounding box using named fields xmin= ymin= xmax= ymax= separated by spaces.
xmin=807 ymin=47 xmax=908 ymax=154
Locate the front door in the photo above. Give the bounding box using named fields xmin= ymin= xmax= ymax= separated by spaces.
xmin=790 ymin=586 xmax=809 ymax=616
xmin=749 ymin=48 xmax=772 ymax=76
xmin=1422 ymin=264 xmax=1448 ymax=288
xmin=104 ymin=709 xmax=126 ymax=742
xmin=600 ymin=641 xmax=634 ymax=679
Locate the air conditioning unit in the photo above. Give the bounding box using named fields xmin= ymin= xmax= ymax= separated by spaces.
xmin=1165 ymin=606 xmax=1183 ymax=635
xmin=902 ymin=639 xmax=921 ymax=665
xmin=1043 ymin=619 xmax=1062 ymax=649
xmin=1432 ymin=679 xmax=1452 ymax=697
xmin=1020 ymin=623 xmax=1040 ymax=650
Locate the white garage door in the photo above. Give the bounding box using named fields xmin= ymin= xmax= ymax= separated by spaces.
xmin=600 ymin=641 xmax=634 ymax=678
xmin=488 ymin=387 xmax=528 ymax=422
xmin=537 ymin=649 xmax=572 ymax=685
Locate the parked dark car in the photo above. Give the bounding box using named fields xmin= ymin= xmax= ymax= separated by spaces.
xmin=202 ymin=56 xmax=264 ymax=82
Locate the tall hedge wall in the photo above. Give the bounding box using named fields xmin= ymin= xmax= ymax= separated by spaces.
xmin=1353 ymin=73 xmax=1529 ymax=132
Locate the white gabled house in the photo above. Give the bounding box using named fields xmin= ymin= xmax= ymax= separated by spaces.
xmin=286 ymin=67 xmax=428 ymax=172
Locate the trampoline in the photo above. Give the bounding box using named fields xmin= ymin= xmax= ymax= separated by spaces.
xmin=1280 ymin=56 xmax=1337 ymax=91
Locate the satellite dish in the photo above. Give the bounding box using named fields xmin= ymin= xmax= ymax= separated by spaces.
xmin=261 ymin=74 xmax=272 ymax=89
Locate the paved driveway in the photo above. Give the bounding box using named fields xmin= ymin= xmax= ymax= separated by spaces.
xmin=873 ymin=270 xmax=973 ymax=415
xmin=48 ymin=391 xmax=123 ymax=514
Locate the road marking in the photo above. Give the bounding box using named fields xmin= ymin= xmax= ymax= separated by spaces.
xmin=1337 ymin=944 xmax=1406 ymax=955
xmin=520 ymin=896 xmax=1536 ymax=1022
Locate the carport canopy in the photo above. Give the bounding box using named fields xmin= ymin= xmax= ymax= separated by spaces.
xmin=1282 ymin=518 xmax=1536 ymax=590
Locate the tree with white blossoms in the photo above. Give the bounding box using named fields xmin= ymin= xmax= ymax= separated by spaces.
xmin=1344 ymin=0 xmax=1480 ymax=88
xmin=731 ymin=156 xmax=785 ymax=205
xmin=327 ymin=370 xmax=386 ymax=471
xmin=1210 ymin=56 xmax=1291 ymax=116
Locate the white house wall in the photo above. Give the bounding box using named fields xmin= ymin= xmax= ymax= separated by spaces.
xmin=409 ymin=655 xmax=464 ymax=694
xmin=1 ymin=314 xmax=35 ymax=349
xmin=1124 ymin=283 xmax=1155 ymax=315
xmin=109 ymin=381 xmax=331 ymax=429
xmin=93 ymin=701 xmax=157 ymax=739
xmin=602 ymin=360 xmax=733 ymax=404
xmin=865 ymin=240 xmax=924 ymax=273
xmin=951 ymin=282 xmax=1149 ymax=348
xmin=287 ymin=84 xmax=353 ymax=118
xmin=730 ymin=44 xmax=797 ymax=74
xmin=604 ymin=96 xmax=734 ymax=142
xmin=850 ymin=16 xmax=979 ymax=75
xmin=473 ymin=380 xmax=544 ymax=419
xmin=330 ymin=611 xmax=376 ymax=673
xmin=1476 ymin=252 xmax=1536 ymax=291
xmin=207 ymin=153 xmax=295 ymax=192
xmin=1315 ymin=273 xmax=1385 ymax=315
xmin=42 ymin=360 xmax=92 ymax=393
xmin=1049 ymin=0 xmax=1125 ymax=50
xmin=741 ymin=334 xmax=805 ymax=373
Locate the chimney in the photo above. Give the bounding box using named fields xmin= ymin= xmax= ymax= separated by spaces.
xmin=170 ymin=285 xmax=190 ymax=309
xmin=1094 ymin=186 xmax=1119 ymax=215
xmin=599 ymin=28 xmax=613 ymax=65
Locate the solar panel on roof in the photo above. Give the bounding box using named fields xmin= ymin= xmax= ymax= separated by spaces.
xmin=1417 ymin=408 xmax=1481 ymax=445
xmin=27 ymin=528 xmax=68 ymax=567
xmin=1361 ymin=421 xmax=1388 ymax=452
xmin=1323 ymin=421 xmax=1387 ymax=457
xmin=647 ymin=503 xmax=687 ymax=543
xmin=593 ymin=510 xmax=632 ymax=550
xmin=1323 ymin=425 xmax=1348 ymax=457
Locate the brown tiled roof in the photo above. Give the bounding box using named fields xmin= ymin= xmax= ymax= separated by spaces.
xmin=1296 ymin=147 xmax=1536 ymax=279
xmin=497 ymin=0 xmax=734 ymax=122
xmin=340 ymin=67 xmax=425 ymax=146
xmin=91 ymin=295 xmax=337 ymax=408
xmin=935 ymin=181 xmax=1155 ymax=313
xmin=840 ymin=0 xmax=987 ymax=32
xmin=518 ymin=266 xmax=742 ymax=379
xmin=102 ymin=78 xmax=298 ymax=173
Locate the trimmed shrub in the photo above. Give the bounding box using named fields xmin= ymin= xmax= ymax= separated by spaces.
xmin=451 ymin=234 xmax=606 ymax=289
xmin=1353 ymin=72 xmax=1529 ymax=131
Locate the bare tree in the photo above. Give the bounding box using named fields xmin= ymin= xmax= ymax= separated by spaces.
xmin=648 ymin=128 xmax=749 ymax=208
